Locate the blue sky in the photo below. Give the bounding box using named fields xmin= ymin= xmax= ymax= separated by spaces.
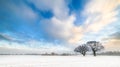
xmin=0 ymin=0 xmax=120 ymax=53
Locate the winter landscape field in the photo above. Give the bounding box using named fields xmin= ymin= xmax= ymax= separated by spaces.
xmin=0 ymin=55 xmax=120 ymax=67
xmin=0 ymin=0 xmax=120 ymax=67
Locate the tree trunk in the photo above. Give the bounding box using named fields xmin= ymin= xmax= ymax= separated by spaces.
xmin=83 ymin=53 xmax=85 ymax=56
xmin=93 ymin=50 xmax=96 ymax=56
xmin=82 ymin=52 xmax=86 ymax=56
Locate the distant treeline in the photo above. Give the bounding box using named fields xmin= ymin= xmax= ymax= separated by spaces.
xmin=0 ymin=51 xmax=120 ymax=56
xmin=0 ymin=53 xmax=74 ymax=56
xmin=98 ymin=51 xmax=120 ymax=56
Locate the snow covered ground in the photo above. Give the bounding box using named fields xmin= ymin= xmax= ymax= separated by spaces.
xmin=0 ymin=55 xmax=120 ymax=67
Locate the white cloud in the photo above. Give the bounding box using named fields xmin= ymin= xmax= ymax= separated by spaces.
xmin=104 ymin=39 xmax=120 ymax=51
xmin=83 ymin=0 xmax=120 ymax=33
xmin=77 ymin=0 xmax=120 ymax=51
xmin=9 ymin=1 xmax=38 ymax=23
xmin=68 ymin=0 xmax=120 ymax=44
xmin=28 ymin=0 xmax=84 ymax=44
xmin=40 ymin=13 xmax=86 ymax=44
xmin=3 ymin=0 xmax=120 ymax=46
xmin=28 ymin=0 xmax=120 ymax=45
xmin=41 ymin=15 xmax=75 ymax=41
xmin=0 ymin=40 xmax=73 ymax=54
xmin=29 ymin=0 xmax=69 ymax=20
xmin=1 ymin=0 xmax=120 ymax=51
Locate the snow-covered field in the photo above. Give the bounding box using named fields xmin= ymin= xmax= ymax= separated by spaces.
xmin=0 ymin=55 xmax=120 ymax=67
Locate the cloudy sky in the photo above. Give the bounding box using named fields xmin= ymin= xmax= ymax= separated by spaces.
xmin=0 ymin=0 xmax=120 ymax=54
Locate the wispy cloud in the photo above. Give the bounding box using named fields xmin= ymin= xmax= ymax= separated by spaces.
xmin=67 ymin=0 xmax=120 ymax=44
xmin=0 ymin=40 xmax=73 ymax=54
xmin=83 ymin=0 xmax=120 ymax=33
xmin=0 ymin=33 xmax=13 ymax=41
xmin=104 ymin=25 xmax=120 ymax=51
xmin=0 ymin=0 xmax=120 ymax=52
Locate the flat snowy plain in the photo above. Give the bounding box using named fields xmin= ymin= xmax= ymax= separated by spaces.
xmin=0 ymin=55 xmax=120 ymax=67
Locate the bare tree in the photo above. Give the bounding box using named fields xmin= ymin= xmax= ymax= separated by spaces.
xmin=74 ymin=44 xmax=89 ymax=56
xmin=87 ymin=41 xmax=104 ymax=56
